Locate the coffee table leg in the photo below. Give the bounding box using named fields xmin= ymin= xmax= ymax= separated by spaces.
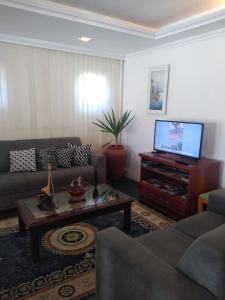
xmin=18 ymin=213 xmax=26 ymax=236
xmin=124 ymin=203 xmax=131 ymax=231
xmin=31 ymin=230 xmax=40 ymax=262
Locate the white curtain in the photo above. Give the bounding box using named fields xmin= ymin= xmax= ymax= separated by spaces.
xmin=0 ymin=42 xmax=123 ymax=151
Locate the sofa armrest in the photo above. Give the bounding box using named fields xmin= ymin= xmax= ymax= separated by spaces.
xmin=89 ymin=151 xmax=106 ymax=183
xmin=208 ymin=189 xmax=225 ymax=216
xmin=96 ymin=227 xmax=215 ymax=300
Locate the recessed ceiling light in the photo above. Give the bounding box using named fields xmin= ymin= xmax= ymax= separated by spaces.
xmin=78 ymin=36 xmax=92 ymax=42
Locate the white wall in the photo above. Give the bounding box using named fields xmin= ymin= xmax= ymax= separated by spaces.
xmin=122 ymin=33 xmax=225 ymax=187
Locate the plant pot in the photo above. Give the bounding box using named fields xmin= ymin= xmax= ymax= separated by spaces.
xmin=104 ymin=145 xmax=127 ymax=180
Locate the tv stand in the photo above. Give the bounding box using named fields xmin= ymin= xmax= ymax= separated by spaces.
xmin=152 ymin=150 xmax=165 ymax=154
xmin=175 ymin=160 xmax=190 ymax=166
xmin=139 ymin=152 xmax=220 ymax=220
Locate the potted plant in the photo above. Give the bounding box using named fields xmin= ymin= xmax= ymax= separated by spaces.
xmin=93 ymin=109 xmax=134 ymax=179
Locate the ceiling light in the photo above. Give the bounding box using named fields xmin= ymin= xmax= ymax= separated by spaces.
xmin=78 ymin=36 xmax=92 ymax=42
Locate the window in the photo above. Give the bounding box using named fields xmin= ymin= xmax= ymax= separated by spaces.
xmin=78 ymin=72 xmax=108 ymax=112
xmin=0 ymin=69 xmax=8 ymax=109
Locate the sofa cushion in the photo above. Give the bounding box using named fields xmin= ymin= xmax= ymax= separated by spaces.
xmin=97 ymin=227 xmax=217 ymax=300
xmin=136 ymin=227 xmax=193 ymax=267
xmin=25 ymin=168 xmax=96 ymax=189
xmin=49 ymin=137 xmax=81 ymax=149
xmin=9 ymin=148 xmax=36 ymax=172
xmin=23 ymin=171 xmax=50 ymax=190
xmin=22 ymin=169 xmax=68 ymax=191
xmin=0 ymin=137 xmax=82 ymax=172
xmin=177 ymin=224 xmax=225 ymax=300
xmin=55 ymin=148 xmax=74 ymax=168
xmin=208 ymin=189 xmax=225 ymax=216
xmin=171 ymin=211 xmax=225 ymax=238
xmin=0 ymin=170 xmax=68 ymax=196
xmin=51 ymin=169 xmax=68 ymax=187
xmin=36 ymin=148 xmax=57 ymax=171
xmin=63 ymin=165 xmax=94 ymax=184
xmin=68 ymin=143 xmax=91 ymax=166
xmin=0 ymin=172 xmax=28 ymax=195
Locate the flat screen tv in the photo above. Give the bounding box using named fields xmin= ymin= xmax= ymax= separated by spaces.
xmin=153 ymin=120 xmax=204 ymax=159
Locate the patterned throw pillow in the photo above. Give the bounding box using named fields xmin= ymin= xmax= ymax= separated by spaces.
xmin=9 ymin=148 xmax=36 ymax=172
xmin=36 ymin=148 xmax=57 ymax=171
xmin=68 ymin=143 xmax=91 ymax=166
xmin=55 ymin=148 xmax=74 ymax=168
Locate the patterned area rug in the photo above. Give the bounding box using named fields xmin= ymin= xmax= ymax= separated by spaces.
xmin=43 ymin=223 xmax=96 ymax=256
xmin=0 ymin=201 xmax=174 ymax=300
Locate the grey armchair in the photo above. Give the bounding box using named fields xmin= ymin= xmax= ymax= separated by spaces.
xmin=95 ymin=190 xmax=225 ymax=300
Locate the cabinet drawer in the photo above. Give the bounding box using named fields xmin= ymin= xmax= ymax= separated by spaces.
xmin=140 ymin=181 xmax=186 ymax=214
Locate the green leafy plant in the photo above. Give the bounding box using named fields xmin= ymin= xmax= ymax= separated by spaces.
xmin=93 ymin=109 xmax=134 ymax=146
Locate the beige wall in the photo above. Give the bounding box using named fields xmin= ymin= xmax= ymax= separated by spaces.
xmin=0 ymin=42 xmax=123 ymax=151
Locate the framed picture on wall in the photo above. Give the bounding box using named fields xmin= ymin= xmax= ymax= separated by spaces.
xmin=147 ymin=65 xmax=170 ymax=115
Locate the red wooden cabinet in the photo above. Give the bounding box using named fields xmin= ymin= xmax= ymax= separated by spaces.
xmin=139 ymin=152 xmax=220 ymax=220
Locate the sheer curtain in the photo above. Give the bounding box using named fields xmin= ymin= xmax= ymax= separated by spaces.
xmin=0 ymin=42 xmax=123 ymax=151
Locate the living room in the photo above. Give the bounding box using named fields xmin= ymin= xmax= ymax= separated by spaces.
xmin=1 ymin=1 xmax=225 ymax=300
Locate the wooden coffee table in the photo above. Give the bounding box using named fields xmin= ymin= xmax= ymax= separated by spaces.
xmin=16 ymin=184 xmax=133 ymax=262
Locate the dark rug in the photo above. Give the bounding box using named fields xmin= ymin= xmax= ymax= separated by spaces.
xmin=0 ymin=202 xmax=173 ymax=300
xmin=0 ymin=179 xmax=174 ymax=300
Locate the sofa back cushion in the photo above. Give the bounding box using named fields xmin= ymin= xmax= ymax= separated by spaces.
xmin=0 ymin=137 xmax=81 ymax=172
xmin=177 ymin=223 xmax=225 ymax=300
xmin=68 ymin=143 xmax=91 ymax=166
xmin=36 ymin=148 xmax=58 ymax=171
xmin=55 ymin=148 xmax=74 ymax=168
xmin=9 ymin=148 xmax=36 ymax=172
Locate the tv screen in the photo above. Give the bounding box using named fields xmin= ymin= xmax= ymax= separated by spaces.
xmin=154 ymin=120 xmax=204 ymax=159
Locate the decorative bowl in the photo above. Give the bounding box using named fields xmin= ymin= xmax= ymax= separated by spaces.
xmin=67 ymin=186 xmax=85 ymax=202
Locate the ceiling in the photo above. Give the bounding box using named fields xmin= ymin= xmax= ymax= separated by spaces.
xmin=0 ymin=0 xmax=225 ymax=59
xmin=49 ymin=0 xmax=225 ymax=28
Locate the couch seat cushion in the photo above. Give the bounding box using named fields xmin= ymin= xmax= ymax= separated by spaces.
xmin=63 ymin=165 xmax=94 ymax=185
xmin=136 ymin=227 xmax=193 ymax=267
xmin=23 ymin=171 xmax=48 ymax=190
xmin=23 ymin=170 xmax=67 ymax=191
xmin=171 ymin=211 xmax=225 ymax=238
xmin=0 ymin=173 xmax=28 ymax=195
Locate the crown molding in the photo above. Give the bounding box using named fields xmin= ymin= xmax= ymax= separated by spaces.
xmin=1 ymin=0 xmax=225 ymax=41
xmin=2 ymin=27 xmax=223 ymax=61
xmin=0 ymin=0 xmax=155 ymax=39
xmin=126 ymin=27 xmax=225 ymax=59
xmin=0 ymin=34 xmax=125 ymax=60
xmin=156 ymin=6 xmax=225 ymax=39
xmin=1 ymin=0 xmax=225 ymax=50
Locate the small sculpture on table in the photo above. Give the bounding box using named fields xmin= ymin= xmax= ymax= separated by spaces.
xmin=68 ymin=176 xmax=86 ymax=202
xmin=93 ymin=166 xmax=99 ymax=199
xmin=37 ymin=164 xmax=56 ymax=211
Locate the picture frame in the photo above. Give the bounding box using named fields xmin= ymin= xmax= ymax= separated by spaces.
xmin=147 ymin=65 xmax=170 ymax=115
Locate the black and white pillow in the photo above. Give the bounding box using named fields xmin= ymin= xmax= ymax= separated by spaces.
xmin=36 ymin=148 xmax=57 ymax=171
xmin=68 ymin=143 xmax=91 ymax=166
xmin=9 ymin=148 xmax=36 ymax=172
xmin=55 ymin=148 xmax=74 ymax=168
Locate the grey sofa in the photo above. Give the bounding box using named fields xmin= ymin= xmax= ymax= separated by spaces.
xmin=96 ymin=190 xmax=225 ymax=300
xmin=0 ymin=137 xmax=106 ymax=211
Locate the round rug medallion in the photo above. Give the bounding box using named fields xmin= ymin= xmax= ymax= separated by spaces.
xmin=58 ymin=284 xmax=76 ymax=298
xmin=42 ymin=223 xmax=96 ymax=255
